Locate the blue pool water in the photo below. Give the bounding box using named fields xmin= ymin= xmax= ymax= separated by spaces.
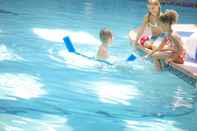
xmin=0 ymin=0 xmax=197 ymax=130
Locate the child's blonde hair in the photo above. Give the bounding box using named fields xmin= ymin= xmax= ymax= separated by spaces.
xmin=147 ymin=0 xmax=161 ymax=22
xmin=159 ymin=9 xmax=179 ymax=25
xmin=100 ymin=28 xmax=112 ymax=43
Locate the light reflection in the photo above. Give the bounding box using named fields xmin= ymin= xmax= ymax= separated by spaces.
xmin=0 ymin=44 xmax=24 ymax=61
xmin=95 ymin=81 xmax=140 ymax=105
xmin=32 ymin=28 xmax=100 ymax=45
xmin=0 ymin=114 xmax=73 ymax=131
xmin=84 ymin=0 xmax=93 ymax=16
xmin=0 ymin=73 xmax=46 ymax=100
xmin=172 ymin=87 xmax=193 ymax=109
xmin=124 ymin=119 xmax=185 ymax=131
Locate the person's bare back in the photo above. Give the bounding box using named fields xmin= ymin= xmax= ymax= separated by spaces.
xmin=96 ymin=28 xmax=112 ymax=60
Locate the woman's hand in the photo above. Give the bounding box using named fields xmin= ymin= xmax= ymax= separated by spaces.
xmin=165 ymin=58 xmax=173 ymax=64
xmin=141 ymin=54 xmax=149 ymax=61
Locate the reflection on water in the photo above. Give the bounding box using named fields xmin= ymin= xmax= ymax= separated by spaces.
xmin=32 ymin=28 xmax=100 ymax=45
xmin=83 ymin=0 xmax=93 ymax=16
xmin=0 ymin=113 xmax=73 ymax=131
xmin=172 ymin=87 xmax=195 ymax=109
xmin=0 ymin=73 xmax=46 ymax=100
xmin=124 ymin=119 xmax=186 ymax=131
xmin=0 ymin=45 xmax=24 ymax=61
xmin=94 ymin=81 xmax=140 ymax=105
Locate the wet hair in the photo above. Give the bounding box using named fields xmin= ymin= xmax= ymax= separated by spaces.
xmin=100 ymin=28 xmax=112 ymax=43
xmin=147 ymin=0 xmax=161 ymax=23
xmin=159 ymin=9 xmax=179 ymax=25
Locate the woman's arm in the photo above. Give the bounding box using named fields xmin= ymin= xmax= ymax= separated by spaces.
xmin=170 ymin=33 xmax=184 ymax=51
xmin=145 ymin=39 xmax=166 ymax=58
xmin=134 ymin=16 xmax=148 ymax=44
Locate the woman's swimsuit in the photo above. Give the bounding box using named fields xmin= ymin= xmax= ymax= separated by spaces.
xmin=148 ymin=21 xmax=160 ymax=41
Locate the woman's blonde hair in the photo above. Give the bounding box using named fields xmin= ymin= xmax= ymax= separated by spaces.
xmin=147 ymin=0 xmax=161 ymax=23
xmin=159 ymin=9 xmax=179 ymax=25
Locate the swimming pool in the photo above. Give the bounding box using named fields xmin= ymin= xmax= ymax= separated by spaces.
xmin=0 ymin=0 xmax=197 ymax=130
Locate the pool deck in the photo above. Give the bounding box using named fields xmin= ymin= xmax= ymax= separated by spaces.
xmin=137 ymin=45 xmax=197 ymax=79
xmin=172 ymin=24 xmax=197 ymax=32
xmin=130 ymin=24 xmax=197 ymax=86
xmin=172 ymin=24 xmax=197 ymax=79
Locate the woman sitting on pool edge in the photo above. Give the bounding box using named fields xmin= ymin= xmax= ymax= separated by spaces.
xmin=129 ymin=0 xmax=161 ymax=49
xmin=142 ymin=10 xmax=185 ymax=71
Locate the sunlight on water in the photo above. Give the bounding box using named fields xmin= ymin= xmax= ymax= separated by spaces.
xmin=0 ymin=73 xmax=46 ymax=100
xmin=83 ymin=0 xmax=93 ymax=16
xmin=0 ymin=114 xmax=73 ymax=131
xmin=172 ymin=87 xmax=193 ymax=109
xmin=94 ymin=81 xmax=140 ymax=105
xmin=0 ymin=45 xmax=24 ymax=61
xmin=32 ymin=28 xmax=100 ymax=45
xmin=124 ymin=119 xmax=186 ymax=131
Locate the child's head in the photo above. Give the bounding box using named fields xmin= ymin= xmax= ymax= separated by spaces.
xmin=147 ymin=0 xmax=160 ymax=17
xmin=100 ymin=28 xmax=112 ymax=45
xmin=159 ymin=10 xmax=179 ymax=31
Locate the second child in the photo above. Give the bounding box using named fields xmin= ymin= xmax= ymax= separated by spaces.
xmin=97 ymin=28 xmax=113 ymax=60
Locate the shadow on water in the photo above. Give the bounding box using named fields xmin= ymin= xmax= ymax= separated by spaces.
xmin=0 ymin=9 xmax=19 ymax=16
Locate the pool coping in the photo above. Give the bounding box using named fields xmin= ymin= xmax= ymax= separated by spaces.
xmin=136 ymin=45 xmax=197 ymax=87
xmin=129 ymin=24 xmax=197 ymax=87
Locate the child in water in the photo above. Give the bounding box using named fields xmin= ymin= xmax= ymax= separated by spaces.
xmin=143 ymin=10 xmax=185 ymax=71
xmin=97 ymin=28 xmax=112 ymax=60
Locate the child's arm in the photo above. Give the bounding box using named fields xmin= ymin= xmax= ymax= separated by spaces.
xmin=166 ymin=34 xmax=184 ymax=62
xmin=143 ymin=39 xmax=166 ymax=58
xmin=170 ymin=33 xmax=184 ymax=51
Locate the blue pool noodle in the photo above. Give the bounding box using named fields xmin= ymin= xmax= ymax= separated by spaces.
xmin=63 ymin=36 xmax=136 ymax=63
xmin=127 ymin=54 xmax=137 ymax=61
xmin=63 ymin=36 xmax=76 ymax=53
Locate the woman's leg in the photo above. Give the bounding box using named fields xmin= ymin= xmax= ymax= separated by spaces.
xmin=154 ymin=58 xmax=162 ymax=71
xmin=144 ymin=41 xmax=154 ymax=50
xmin=152 ymin=52 xmax=172 ymax=71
